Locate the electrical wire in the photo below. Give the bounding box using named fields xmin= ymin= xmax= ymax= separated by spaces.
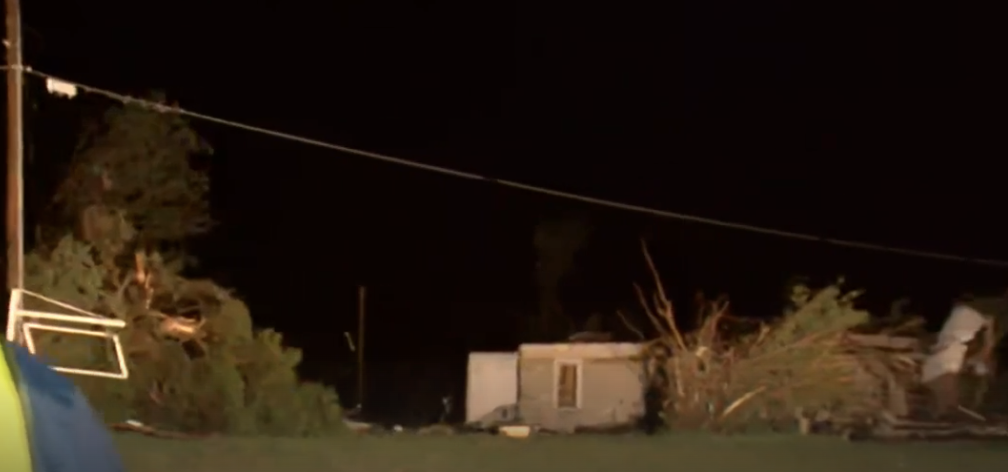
xmin=18 ymin=66 xmax=1008 ymax=268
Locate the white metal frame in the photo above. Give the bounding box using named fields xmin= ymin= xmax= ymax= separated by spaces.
xmin=553 ymin=358 xmax=583 ymax=410
xmin=6 ymin=289 xmax=129 ymax=379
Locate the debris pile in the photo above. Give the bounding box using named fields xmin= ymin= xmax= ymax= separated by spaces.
xmin=627 ymin=241 xmax=990 ymax=435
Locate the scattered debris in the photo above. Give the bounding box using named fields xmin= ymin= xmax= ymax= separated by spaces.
xmin=921 ymin=302 xmax=994 ymax=415
xmin=110 ymin=420 xmax=211 ymax=440
xmin=468 ymin=404 xmax=519 ymax=430
xmin=416 ymin=424 xmax=456 ymax=435
xmin=635 ymin=239 xmax=921 ymax=432
xmin=342 ymin=417 xmax=375 ymax=434
xmin=857 ymin=413 xmax=1008 ymax=442
xmin=499 ymin=425 xmax=532 ymax=438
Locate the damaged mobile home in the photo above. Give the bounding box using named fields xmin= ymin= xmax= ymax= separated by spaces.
xmin=464 ymin=292 xmax=1008 ymax=435
xmin=466 ymin=342 xmax=647 ymax=432
xmin=921 ymin=296 xmax=1007 ymax=416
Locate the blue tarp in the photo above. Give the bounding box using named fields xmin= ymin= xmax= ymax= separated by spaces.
xmin=1 ymin=341 xmax=125 ymax=472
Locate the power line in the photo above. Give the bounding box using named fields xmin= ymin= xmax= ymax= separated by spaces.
xmin=20 ymin=67 xmax=1008 ymax=269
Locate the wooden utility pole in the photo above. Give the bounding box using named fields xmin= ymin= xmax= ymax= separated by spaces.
xmin=4 ymin=0 xmax=24 ymax=291
xmin=357 ymin=285 xmax=366 ymax=406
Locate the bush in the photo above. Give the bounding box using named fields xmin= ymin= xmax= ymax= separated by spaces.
xmin=23 ymin=236 xmax=346 ymax=437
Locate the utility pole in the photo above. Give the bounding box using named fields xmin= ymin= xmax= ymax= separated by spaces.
xmin=357 ymin=285 xmax=366 ymax=407
xmin=4 ymin=0 xmax=24 ymax=291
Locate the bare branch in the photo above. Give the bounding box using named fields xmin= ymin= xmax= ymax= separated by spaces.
xmin=639 ymin=239 xmax=687 ymax=351
xmin=616 ymin=310 xmax=646 ymax=340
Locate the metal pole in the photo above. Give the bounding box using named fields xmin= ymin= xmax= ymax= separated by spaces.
xmin=4 ymin=0 xmax=24 ymax=291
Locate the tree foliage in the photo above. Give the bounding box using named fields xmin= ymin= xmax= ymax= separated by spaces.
xmin=52 ymin=98 xmax=212 ymax=245
xmin=27 ymin=102 xmax=344 ymax=436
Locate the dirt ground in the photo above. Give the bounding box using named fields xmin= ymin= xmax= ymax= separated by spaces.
xmin=115 ymin=432 xmax=1008 ymax=472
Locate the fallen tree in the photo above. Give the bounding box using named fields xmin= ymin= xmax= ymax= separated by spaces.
xmin=24 ymin=236 xmax=346 ymax=436
xmin=23 ymin=100 xmax=345 ymax=437
xmin=629 ymin=241 xmax=923 ymax=432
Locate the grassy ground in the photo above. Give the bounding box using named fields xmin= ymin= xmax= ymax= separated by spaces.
xmin=116 ymin=432 xmax=1008 ymax=472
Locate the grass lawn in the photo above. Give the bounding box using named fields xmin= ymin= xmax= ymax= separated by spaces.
xmin=116 ymin=432 xmax=1008 ymax=472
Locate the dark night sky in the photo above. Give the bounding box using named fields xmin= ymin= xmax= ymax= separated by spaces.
xmin=13 ymin=0 xmax=1007 ymax=422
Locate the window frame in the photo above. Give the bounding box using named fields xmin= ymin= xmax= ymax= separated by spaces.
xmin=553 ymin=358 xmax=583 ymax=410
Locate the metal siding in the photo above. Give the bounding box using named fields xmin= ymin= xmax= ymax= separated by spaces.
xmin=465 ymin=352 xmax=519 ymax=423
xmin=519 ymin=357 xmax=645 ymax=431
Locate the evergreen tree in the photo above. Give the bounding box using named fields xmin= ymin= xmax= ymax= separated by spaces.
xmin=27 ymin=100 xmax=344 ymax=436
